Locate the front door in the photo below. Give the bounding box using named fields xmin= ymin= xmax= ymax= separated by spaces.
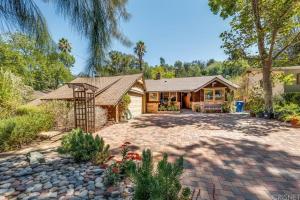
xmin=182 ymin=93 xmax=191 ymax=109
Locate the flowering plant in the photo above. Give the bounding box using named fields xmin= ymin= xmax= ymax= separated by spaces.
xmin=104 ymin=142 xmax=141 ymax=187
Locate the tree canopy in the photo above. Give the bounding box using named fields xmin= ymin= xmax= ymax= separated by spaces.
xmin=209 ymin=0 xmax=300 ymax=111
xmin=0 ymin=33 xmax=75 ymax=90
xmin=0 ymin=0 xmax=130 ymax=75
xmin=134 ymin=41 xmax=146 ymax=71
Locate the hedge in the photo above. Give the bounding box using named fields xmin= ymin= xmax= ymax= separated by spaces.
xmin=0 ymin=106 xmax=54 ymax=152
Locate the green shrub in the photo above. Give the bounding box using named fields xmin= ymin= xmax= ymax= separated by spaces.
xmin=119 ymin=94 xmax=131 ymax=119
xmin=194 ymin=105 xmax=201 ymax=112
xmin=58 ymin=128 xmax=109 ymax=162
xmin=128 ymin=149 xmax=154 ymax=200
xmin=167 ymin=105 xmax=179 ymax=111
xmin=0 ymin=70 xmax=33 ymax=119
xmin=158 ymin=105 xmax=179 ymax=111
xmin=128 ymin=149 xmax=189 ymax=200
xmin=245 ymin=86 xmax=264 ymax=113
xmin=180 ymin=187 xmax=192 ymax=200
xmin=92 ymin=137 xmax=111 ymax=165
xmin=274 ymin=103 xmax=300 ymax=121
xmin=158 ymin=105 xmax=167 ymax=111
xmin=0 ymin=108 xmax=54 ymax=152
xmin=103 ymin=164 xmax=123 ymax=186
xmin=41 ymin=101 xmax=74 ymax=130
xmin=282 ymin=93 xmax=300 ymax=105
xmin=15 ymin=105 xmax=42 ymax=116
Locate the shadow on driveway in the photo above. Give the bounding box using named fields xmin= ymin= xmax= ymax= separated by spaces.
xmin=131 ymin=113 xmax=290 ymax=137
xmin=164 ymin=136 xmax=300 ymax=199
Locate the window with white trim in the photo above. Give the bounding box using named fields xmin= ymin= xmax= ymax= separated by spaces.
xmin=214 ymin=89 xmax=224 ymax=101
xmin=204 ymin=90 xmax=213 ymax=101
xmin=148 ymin=92 xmax=159 ymax=101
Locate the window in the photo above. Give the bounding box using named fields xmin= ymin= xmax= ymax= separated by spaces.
xmin=149 ymin=92 xmax=159 ymax=101
xmin=297 ymin=73 xmax=300 ymax=85
xmin=162 ymin=92 xmax=169 ymax=103
xmin=215 ymin=89 xmax=224 ymax=101
xmin=204 ymin=90 xmax=213 ymax=101
xmin=169 ymin=92 xmax=177 ymax=102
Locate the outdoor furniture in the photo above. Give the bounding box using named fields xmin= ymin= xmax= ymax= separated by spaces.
xmin=204 ymin=104 xmax=222 ymax=112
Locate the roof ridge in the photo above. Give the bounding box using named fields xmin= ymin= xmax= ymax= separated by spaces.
xmin=95 ymin=77 xmax=122 ymax=96
xmin=78 ymin=73 xmax=143 ymax=79
xmin=145 ymin=75 xmax=219 ymax=81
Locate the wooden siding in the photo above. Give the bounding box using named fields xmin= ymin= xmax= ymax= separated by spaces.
xmin=204 ymin=81 xmax=228 ymax=88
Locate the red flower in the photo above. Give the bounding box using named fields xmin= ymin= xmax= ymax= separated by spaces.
xmin=112 ymin=167 xmax=120 ymax=174
xmin=126 ymin=152 xmax=141 ymax=161
xmin=135 ymin=154 xmax=142 ymax=161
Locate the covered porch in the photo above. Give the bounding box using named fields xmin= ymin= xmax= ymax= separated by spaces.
xmin=146 ymin=81 xmax=234 ymax=113
xmin=145 ymin=75 xmax=238 ymax=113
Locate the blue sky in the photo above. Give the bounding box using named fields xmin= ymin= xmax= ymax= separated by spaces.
xmin=36 ymin=0 xmax=229 ymax=74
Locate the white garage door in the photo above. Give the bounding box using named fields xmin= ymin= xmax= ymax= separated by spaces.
xmin=128 ymin=93 xmax=143 ymax=118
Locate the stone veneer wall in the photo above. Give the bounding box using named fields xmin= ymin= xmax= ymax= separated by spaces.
xmin=54 ymin=105 xmax=108 ymax=131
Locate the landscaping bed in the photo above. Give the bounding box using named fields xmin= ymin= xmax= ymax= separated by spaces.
xmin=0 ymin=128 xmax=193 ymax=200
xmin=0 ymin=149 xmax=133 ymax=200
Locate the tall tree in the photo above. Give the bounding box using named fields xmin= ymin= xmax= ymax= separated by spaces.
xmin=0 ymin=33 xmax=74 ymax=90
xmin=160 ymin=57 xmax=166 ymax=66
xmin=134 ymin=41 xmax=146 ymax=71
xmin=209 ymin=0 xmax=300 ymax=112
xmin=0 ymin=0 xmax=130 ymax=75
xmin=58 ymin=38 xmax=71 ymax=53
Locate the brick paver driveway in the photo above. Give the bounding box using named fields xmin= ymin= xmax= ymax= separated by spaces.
xmin=95 ymin=111 xmax=300 ymax=200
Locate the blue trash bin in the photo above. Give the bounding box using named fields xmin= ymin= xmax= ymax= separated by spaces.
xmin=235 ymin=101 xmax=244 ymax=112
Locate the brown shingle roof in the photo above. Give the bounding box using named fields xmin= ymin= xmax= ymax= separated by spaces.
xmin=41 ymin=73 xmax=143 ymax=106
xmin=95 ymin=73 xmax=143 ymax=106
xmin=145 ymin=75 xmax=239 ymax=92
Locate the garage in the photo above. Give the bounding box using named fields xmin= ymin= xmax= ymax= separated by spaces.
xmin=128 ymin=92 xmax=143 ymax=118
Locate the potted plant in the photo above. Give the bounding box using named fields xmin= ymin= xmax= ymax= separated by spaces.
xmin=250 ymin=110 xmax=256 ymax=117
xmin=263 ymin=110 xmax=274 ymax=119
xmin=255 ymin=108 xmax=264 ymax=118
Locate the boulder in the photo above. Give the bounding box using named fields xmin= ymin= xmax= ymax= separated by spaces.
xmin=27 ymin=152 xmax=45 ymax=165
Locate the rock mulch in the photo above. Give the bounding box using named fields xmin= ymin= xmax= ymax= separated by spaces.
xmin=0 ymin=149 xmax=133 ymax=200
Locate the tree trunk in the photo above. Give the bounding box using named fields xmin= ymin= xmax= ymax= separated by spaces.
xmin=262 ymin=61 xmax=273 ymax=112
xmin=139 ymin=57 xmax=142 ymax=71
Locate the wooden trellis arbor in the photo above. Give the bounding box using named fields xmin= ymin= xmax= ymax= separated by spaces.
xmin=67 ymin=83 xmax=98 ymax=133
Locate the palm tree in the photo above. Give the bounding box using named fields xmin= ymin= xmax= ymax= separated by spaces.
xmin=58 ymin=38 xmax=72 ymax=53
xmin=0 ymin=0 xmax=130 ymax=75
xmin=0 ymin=0 xmax=51 ymax=47
xmin=134 ymin=41 xmax=146 ymax=71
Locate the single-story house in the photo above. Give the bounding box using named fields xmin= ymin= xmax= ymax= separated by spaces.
xmin=245 ymin=66 xmax=300 ymax=98
xmin=39 ymin=74 xmax=239 ymax=130
xmin=145 ymin=75 xmax=239 ymax=113
xmin=41 ymin=73 xmax=145 ymax=123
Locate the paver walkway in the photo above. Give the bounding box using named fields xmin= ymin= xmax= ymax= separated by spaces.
xmin=95 ymin=112 xmax=300 ymax=200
